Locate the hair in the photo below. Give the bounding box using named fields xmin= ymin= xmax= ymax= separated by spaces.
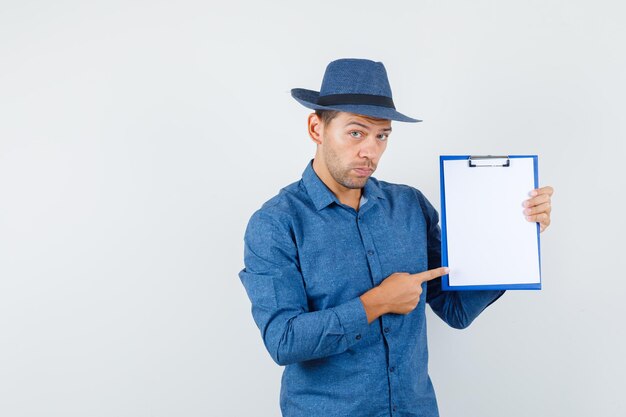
xmin=315 ymin=109 xmax=340 ymax=126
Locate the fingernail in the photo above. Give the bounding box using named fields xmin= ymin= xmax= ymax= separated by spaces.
xmin=444 ymin=267 xmax=450 ymax=273
xmin=524 ymin=208 xmax=531 ymax=215
xmin=530 ymin=190 xmax=538 ymax=196
xmin=526 ymin=216 xmax=532 ymax=221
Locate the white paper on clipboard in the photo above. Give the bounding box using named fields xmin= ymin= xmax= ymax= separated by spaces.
xmin=440 ymin=155 xmax=541 ymax=290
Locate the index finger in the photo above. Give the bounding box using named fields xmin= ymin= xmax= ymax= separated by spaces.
xmin=413 ymin=267 xmax=450 ymax=283
xmin=530 ymin=186 xmax=554 ymax=197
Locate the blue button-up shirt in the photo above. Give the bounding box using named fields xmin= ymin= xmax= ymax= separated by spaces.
xmin=239 ymin=160 xmax=504 ymax=417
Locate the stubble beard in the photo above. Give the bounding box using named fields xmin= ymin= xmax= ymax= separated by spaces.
xmin=323 ymin=144 xmax=374 ymax=190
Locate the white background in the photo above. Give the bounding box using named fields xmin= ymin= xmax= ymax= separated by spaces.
xmin=1 ymin=1 xmax=624 ymax=416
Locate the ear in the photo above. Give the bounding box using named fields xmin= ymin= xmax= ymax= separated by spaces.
xmin=307 ymin=113 xmax=323 ymax=145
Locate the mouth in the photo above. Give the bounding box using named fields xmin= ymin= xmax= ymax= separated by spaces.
xmin=352 ymin=167 xmax=374 ymax=176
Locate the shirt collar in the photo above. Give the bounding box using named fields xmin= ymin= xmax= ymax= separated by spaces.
xmin=302 ymin=159 xmax=385 ymax=211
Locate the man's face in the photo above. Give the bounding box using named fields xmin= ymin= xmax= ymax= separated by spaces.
xmin=319 ymin=112 xmax=391 ymax=190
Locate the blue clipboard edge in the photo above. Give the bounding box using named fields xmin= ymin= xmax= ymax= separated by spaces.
xmin=439 ymin=155 xmax=542 ymax=291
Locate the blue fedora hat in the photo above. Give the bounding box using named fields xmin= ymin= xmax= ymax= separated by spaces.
xmin=291 ymin=58 xmax=421 ymax=123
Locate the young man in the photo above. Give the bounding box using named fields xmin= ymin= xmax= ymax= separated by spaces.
xmin=239 ymin=58 xmax=553 ymax=417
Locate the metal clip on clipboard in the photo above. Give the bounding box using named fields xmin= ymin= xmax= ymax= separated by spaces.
xmin=468 ymin=155 xmax=510 ymax=167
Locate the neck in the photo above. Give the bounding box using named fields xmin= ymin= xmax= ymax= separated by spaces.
xmin=312 ymin=158 xmax=362 ymax=210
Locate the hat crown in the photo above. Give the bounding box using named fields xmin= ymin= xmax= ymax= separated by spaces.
xmin=319 ymin=58 xmax=393 ymax=98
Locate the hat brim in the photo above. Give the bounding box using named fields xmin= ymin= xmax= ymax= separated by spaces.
xmin=291 ymin=88 xmax=422 ymax=123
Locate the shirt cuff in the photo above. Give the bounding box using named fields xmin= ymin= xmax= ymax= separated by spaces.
xmin=332 ymin=296 xmax=370 ymax=347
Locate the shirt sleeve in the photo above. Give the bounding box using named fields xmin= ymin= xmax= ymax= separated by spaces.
xmin=414 ymin=190 xmax=506 ymax=329
xmin=238 ymin=209 xmax=370 ymax=366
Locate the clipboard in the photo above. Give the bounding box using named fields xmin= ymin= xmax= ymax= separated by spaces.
xmin=439 ymin=155 xmax=542 ymax=291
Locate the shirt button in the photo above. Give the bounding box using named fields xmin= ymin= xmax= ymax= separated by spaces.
xmin=367 ymin=250 xmax=374 ymax=256
xmin=384 ymin=327 xmax=390 ymax=333
xmin=355 ymin=334 xmax=361 ymax=340
xmin=392 ymin=405 xmax=397 ymax=412
xmin=390 ymin=366 xmax=395 ymax=372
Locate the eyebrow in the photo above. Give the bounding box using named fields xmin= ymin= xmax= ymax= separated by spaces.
xmin=344 ymin=121 xmax=392 ymax=132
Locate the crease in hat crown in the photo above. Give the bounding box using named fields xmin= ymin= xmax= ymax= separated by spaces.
xmin=319 ymin=58 xmax=392 ymax=96
xmin=290 ymin=58 xmax=421 ymax=123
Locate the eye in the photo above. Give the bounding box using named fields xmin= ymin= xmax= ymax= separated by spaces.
xmin=377 ymin=133 xmax=389 ymax=141
xmin=349 ymin=131 xmax=362 ymax=138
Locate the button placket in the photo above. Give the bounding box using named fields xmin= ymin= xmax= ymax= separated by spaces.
xmin=355 ymin=213 xmax=383 ymax=285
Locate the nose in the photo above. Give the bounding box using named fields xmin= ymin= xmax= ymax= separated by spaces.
xmin=357 ymin=134 xmax=380 ymax=160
